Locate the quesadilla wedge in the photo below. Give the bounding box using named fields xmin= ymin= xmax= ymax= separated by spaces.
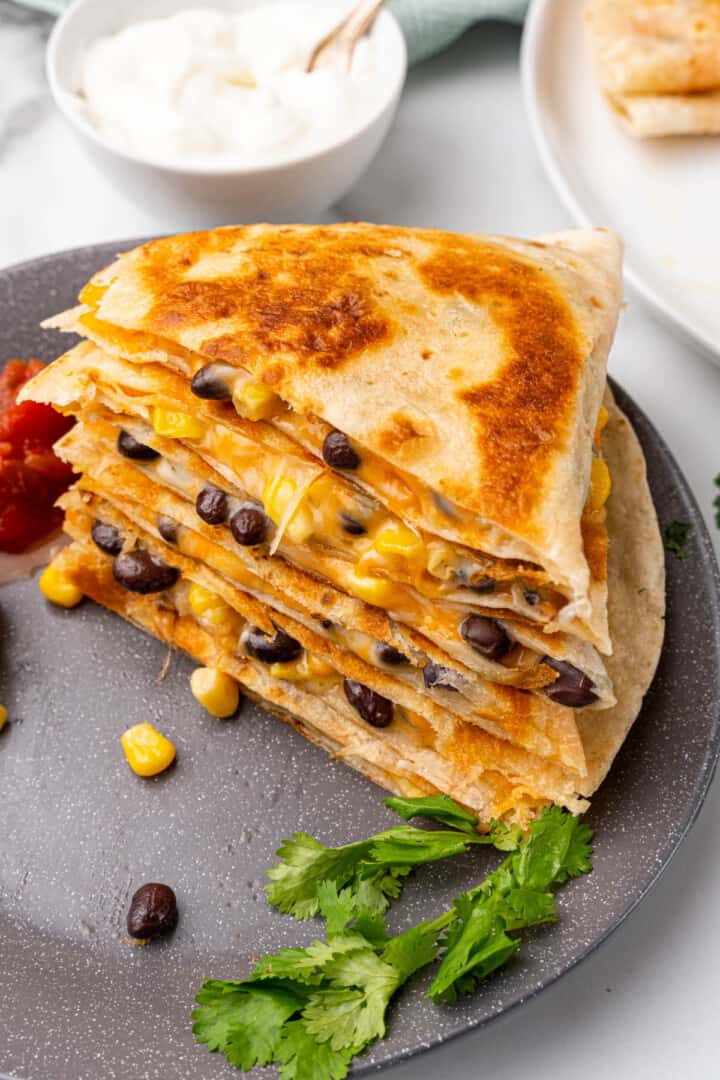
xmin=585 ymin=0 xmax=720 ymax=135
xmin=42 ymin=223 xmax=622 ymax=660
xmin=19 ymin=222 xmax=664 ymax=825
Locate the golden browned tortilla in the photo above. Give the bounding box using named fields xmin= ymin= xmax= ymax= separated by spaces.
xmin=19 ymin=223 xmax=665 ymax=824
xmin=43 ymin=223 xmax=623 ymax=651
xmin=585 ymin=0 xmax=720 ymax=135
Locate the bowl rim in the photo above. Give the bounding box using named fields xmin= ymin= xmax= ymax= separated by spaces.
xmin=46 ymin=0 xmax=407 ymax=178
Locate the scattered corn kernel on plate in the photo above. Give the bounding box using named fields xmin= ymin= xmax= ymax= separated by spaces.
xmin=2 ymin=243 xmax=720 ymax=1080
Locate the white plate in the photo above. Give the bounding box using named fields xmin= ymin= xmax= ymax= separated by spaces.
xmin=521 ymin=0 xmax=720 ymax=362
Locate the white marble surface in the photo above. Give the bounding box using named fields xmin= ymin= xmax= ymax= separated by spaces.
xmin=1 ymin=3 xmax=720 ymax=1079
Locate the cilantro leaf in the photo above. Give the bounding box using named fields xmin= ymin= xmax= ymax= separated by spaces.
xmin=265 ymin=832 xmax=375 ymax=920
xmin=266 ymin=824 xmax=489 ymax=922
xmin=277 ymin=1021 xmax=353 ymax=1080
xmin=428 ymin=807 xmax=593 ymax=1003
xmin=192 ymin=980 xmax=305 ymax=1069
xmin=385 ymin=794 xmax=479 ymax=834
xmin=195 ymin=803 xmax=594 ymax=1077
xmin=663 ymin=520 xmax=692 ymax=559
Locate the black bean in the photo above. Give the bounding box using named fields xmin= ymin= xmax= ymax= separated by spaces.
xmin=375 ymin=642 xmax=408 ymax=666
xmin=196 ymin=485 xmax=229 ymax=525
xmin=322 ymin=430 xmax=360 ymax=470
xmin=541 ymin=657 xmax=597 ymax=708
xmin=190 ymin=363 xmax=235 ymax=400
xmin=243 ymin=626 xmax=301 ymax=664
xmin=157 ymin=516 xmax=178 ymax=544
xmin=339 ymin=511 xmax=367 ymax=536
xmin=468 ymin=577 xmax=496 ymax=595
xmin=524 ymin=590 xmax=541 ymax=606
xmin=126 ymin=883 xmax=178 ymax=940
xmin=460 ymin=614 xmax=511 ymax=661
xmin=423 ymin=663 xmax=459 ymax=691
xmin=431 ymin=490 xmax=458 ymax=518
xmin=117 ymin=430 xmax=160 ymax=461
xmin=91 ymin=520 xmax=124 ymax=556
xmin=230 ymin=505 xmax=268 ymax=546
xmin=343 ymin=679 xmax=393 ymax=727
xmin=113 ymin=550 xmax=179 ymax=594
xmin=319 ymin=618 xmax=334 ymax=630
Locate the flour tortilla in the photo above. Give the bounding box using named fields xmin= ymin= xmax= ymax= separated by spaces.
xmin=585 ymin=0 xmax=720 ymax=135
xmin=48 ymin=392 xmax=664 ymax=817
xmin=40 ymin=223 xmax=623 ymax=645
xmin=576 ymin=392 xmax=666 ymax=793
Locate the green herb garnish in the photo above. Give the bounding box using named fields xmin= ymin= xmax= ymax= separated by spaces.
xmin=663 ymin=519 xmax=692 ymax=559
xmin=192 ymin=800 xmax=593 ymax=1078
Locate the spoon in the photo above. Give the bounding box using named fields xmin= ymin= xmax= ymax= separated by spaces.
xmin=306 ymin=0 xmax=385 ymax=74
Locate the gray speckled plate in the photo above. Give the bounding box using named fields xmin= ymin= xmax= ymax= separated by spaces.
xmin=1 ymin=242 xmax=719 ymax=1080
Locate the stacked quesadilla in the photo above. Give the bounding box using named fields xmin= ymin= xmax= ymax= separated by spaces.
xmin=585 ymin=0 xmax=720 ymax=136
xmin=20 ymin=223 xmax=665 ymax=824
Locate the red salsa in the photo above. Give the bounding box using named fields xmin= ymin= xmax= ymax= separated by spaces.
xmin=0 ymin=359 xmax=75 ymax=553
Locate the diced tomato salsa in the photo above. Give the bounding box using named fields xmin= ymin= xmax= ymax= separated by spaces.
xmin=0 ymin=359 xmax=75 ymax=553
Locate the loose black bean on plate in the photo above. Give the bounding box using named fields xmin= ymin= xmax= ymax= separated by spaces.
xmin=322 ymin=430 xmax=360 ymax=470
xmin=243 ymin=625 xmax=302 ymax=664
xmin=117 ymin=430 xmax=160 ymax=461
xmin=126 ymin=883 xmax=178 ymax=940
xmin=113 ymin=550 xmax=179 ymax=594
xmin=196 ymin=485 xmax=229 ymax=525
xmin=230 ymin=505 xmax=268 ymax=546
xmin=541 ymin=657 xmax=598 ymax=708
xmin=190 ymin=363 xmax=235 ymax=400
xmin=423 ymin=663 xmax=458 ymax=691
xmin=91 ymin=520 xmax=124 ymax=556
xmin=459 ymin=614 xmax=511 ymax=661
xmin=343 ymin=679 xmax=394 ymax=727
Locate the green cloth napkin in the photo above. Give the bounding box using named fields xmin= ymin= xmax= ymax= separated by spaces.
xmin=11 ymin=0 xmax=528 ymax=64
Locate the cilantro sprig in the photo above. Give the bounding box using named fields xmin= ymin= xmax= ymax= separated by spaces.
xmin=265 ymin=797 xmax=514 ymax=920
xmin=193 ymin=798 xmax=593 ymax=1078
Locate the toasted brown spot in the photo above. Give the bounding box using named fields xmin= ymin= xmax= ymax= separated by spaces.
xmin=377 ymin=413 xmax=430 ymax=454
xmin=137 ymin=228 xmax=395 ymax=375
xmin=421 ymin=349 xmax=433 ymax=360
xmin=419 ymin=239 xmax=584 ymax=522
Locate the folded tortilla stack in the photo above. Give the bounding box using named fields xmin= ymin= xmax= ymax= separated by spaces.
xmin=585 ymin=0 xmax=720 ymax=136
xmin=21 ymin=223 xmax=665 ymax=824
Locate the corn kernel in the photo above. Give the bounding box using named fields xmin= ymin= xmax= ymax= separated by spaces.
xmin=263 ymin=475 xmax=315 ymax=544
xmin=307 ymin=654 xmax=336 ymax=678
xmin=372 ymin=521 xmax=424 ymax=560
xmin=0 ymin=705 xmax=8 ymax=732
xmin=188 ymin=582 xmax=222 ymax=617
xmin=232 ymin=381 xmax=280 ymax=421
xmin=121 ymin=722 xmax=176 ymax=777
xmin=347 ymin=569 xmax=400 ymax=608
xmin=594 ymin=405 xmax=609 ymax=448
xmin=270 ymin=657 xmax=308 ymax=681
xmin=39 ymin=563 xmax=83 ymax=608
xmin=269 ymin=653 xmax=336 ymax=681
xmin=589 ymin=458 xmax=612 ymax=510
xmin=152 ymin=407 xmax=205 ymax=440
xmin=190 ymin=667 xmax=240 ymax=718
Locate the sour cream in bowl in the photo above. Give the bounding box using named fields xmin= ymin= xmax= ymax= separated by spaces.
xmin=47 ymin=0 xmax=406 ymax=219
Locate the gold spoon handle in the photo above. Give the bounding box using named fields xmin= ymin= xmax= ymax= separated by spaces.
xmin=307 ymin=0 xmax=385 ymax=73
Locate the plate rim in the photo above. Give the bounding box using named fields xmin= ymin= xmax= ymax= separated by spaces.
xmin=2 ymin=240 xmax=720 ymax=1078
xmin=520 ymin=0 xmax=720 ymax=366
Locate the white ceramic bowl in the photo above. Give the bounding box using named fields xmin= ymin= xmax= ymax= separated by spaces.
xmin=46 ymin=0 xmax=407 ymax=221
